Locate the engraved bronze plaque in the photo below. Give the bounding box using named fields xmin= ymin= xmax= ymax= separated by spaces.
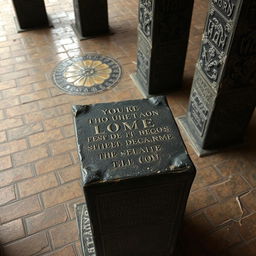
xmin=12 ymin=0 xmax=50 ymax=31
xmin=179 ymin=0 xmax=256 ymax=155
xmin=74 ymin=97 xmax=196 ymax=255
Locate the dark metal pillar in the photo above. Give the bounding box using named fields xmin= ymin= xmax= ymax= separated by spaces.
xmin=72 ymin=0 xmax=109 ymax=40
xmin=73 ymin=97 xmax=196 ymax=256
xmin=131 ymin=0 xmax=194 ymax=97
xmin=12 ymin=0 xmax=50 ymax=32
xmin=178 ymin=0 xmax=256 ymax=156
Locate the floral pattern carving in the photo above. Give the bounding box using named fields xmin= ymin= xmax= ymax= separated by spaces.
xmin=139 ymin=0 xmax=153 ymax=39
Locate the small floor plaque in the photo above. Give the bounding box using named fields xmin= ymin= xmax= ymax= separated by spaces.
xmin=73 ymin=97 xmax=196 ymax=255
xmin=52 ymin=54 xmax=122 ymax=95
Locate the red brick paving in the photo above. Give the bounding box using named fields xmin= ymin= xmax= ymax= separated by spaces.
xmin=0 ymin=0 xmax=255 ymax=255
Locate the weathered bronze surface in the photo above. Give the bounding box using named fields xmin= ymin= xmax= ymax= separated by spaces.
xmin=74 ymin=97 xmax=196 ymax=256
xmin=12 ymin=0 xmax=50 ymax=31
xmin=179 ymin=0 xmax=256 ymax=155
xmin=131 ymin=0 xmax=194 ymax=96
xmin=72 ymin=0 xmax=109 ymax=39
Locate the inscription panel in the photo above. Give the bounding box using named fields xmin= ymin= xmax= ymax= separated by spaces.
xmin=192 ymin=69 xmax=217 ymax=106
xmin=189 ymin=89 xmax=209 ymax=136
xmin=74 ymin=97 xmax=188 ymax=184
xmin=212 ymin=0 xmax=238 ymax=19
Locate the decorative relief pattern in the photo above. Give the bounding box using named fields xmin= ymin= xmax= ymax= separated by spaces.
xmin=137 ymin=50 xmax=150 ymax=83
xmin=199 ymin=10 xmax=231 ymax=83
xmin=188 ymin=0 xmax=241 ymax=135
xmin=207 ymin=13 xmax=229 ymax=50
xmin=139 ymin=0 xmax=153 ymax=40
xmin=64 ymin=60 xmax=112 ymax=87
xmin=200 ymin=43 xmax=224 ymax=81
xmin=136 ymin=31 xmax=151 ymax=90
xmin=52 ymin=54 xmax=121 ymax=95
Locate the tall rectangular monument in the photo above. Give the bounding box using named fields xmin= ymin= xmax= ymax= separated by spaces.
xmin=73 ymin=97 xmax=196 ymax=255
xmin=179 ymin=0 xmax=256 ymax=155
xmin=131 ymin=0 xmax=194 ymax=96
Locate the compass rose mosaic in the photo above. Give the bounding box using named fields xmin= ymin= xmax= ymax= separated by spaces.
xmin=52 ymin=54 xmax=122 ymax=95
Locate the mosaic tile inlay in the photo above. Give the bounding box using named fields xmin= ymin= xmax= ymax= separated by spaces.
xmin=52 ymin=54 xmax=122 ymax=95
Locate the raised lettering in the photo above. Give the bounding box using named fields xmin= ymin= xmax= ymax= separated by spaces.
xmin=107 ymin=123 xmax=120 ymax=133
xmin=99 ymin=151 xmax=118 ymax=160
xmin=142 ymin=119 xmax=155 ymax=128
xmin=123 ymin=120 xmax=139 ymax=130
xmin=139 ymin=153 xmax=159 ymax=164
xmin=94 ymin=125 xmax=105 ymax=135
xmin=213 ymin=0 xmax=235 ymax=17
xmin=112 ymin=159 xmax=134 ymax=168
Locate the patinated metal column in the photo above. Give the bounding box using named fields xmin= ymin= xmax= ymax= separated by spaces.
xmin=131 ymin=0 xmax=194 ymax=97
xmin=73 ymin=97 xmax=196 ymax=255
xmin=12 ymin=0 xmax=50 ymax=32
xmin=72 ymin=0 xmax=109 ymax=40
xmin=178 ymin=0 xmax=256 ymax=156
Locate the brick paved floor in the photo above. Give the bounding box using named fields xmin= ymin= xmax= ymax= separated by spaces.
xmin=0 ymin=0 xmax=256 ymax=255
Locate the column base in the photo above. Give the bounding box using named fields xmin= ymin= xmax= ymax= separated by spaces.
xmin=71 ymin=24 xmax=113 ymax=41
xmin=176 ymin=116 xmax=217 ymax=157
xmin=130 ymin=73 xmax=151 ymax=99
xmin=14 ymin=16 xmax=53 ymax=33
xmin=75 ymin=203 xmax=96 ymax=256
xmin=177 ymin=116 xmax=246 ymax=157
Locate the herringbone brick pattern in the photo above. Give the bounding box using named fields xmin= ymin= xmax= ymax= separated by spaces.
xmin=0 ymin=0 xmax=255 ymax=255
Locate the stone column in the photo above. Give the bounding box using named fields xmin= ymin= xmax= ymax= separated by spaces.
xmin=131 ymin=0 xmax=194 ymax=97
xmin=72 ymin=0 xmax=109 ymax=40
xmin=12 ymin=0 xmax=50 ymax=32
xmin=178 ymin=0 xmax=256 ymax=156
xmin=73 ymin=97 xmax=196 ymax=255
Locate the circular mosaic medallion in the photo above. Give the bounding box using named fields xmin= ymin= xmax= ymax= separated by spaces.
xmin=52 ymin=54 xmax=122 ymax=95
